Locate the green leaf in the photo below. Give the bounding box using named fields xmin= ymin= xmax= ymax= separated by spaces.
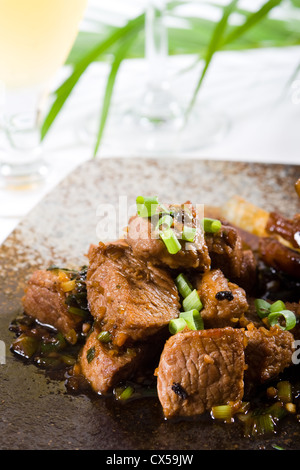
xmin=187 ymin=0 xmax=239 ymax=114
xmin=187 ymin=0 xmax=286 ymax=115
xmin=222 ymin=0 xmax=285 ymax=46
xmin=93 ymin=32 xmax=137 ymax=157
xmin=41 ymin=13 xmax=145 ymax=141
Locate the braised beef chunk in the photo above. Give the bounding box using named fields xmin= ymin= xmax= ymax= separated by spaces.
xmin=205 ymin=223 xmax=257 ymax=290
xmin=126 ymin=215 xmax=211 ymax=271
xmin=22 ymin=269 xmax=83 ymax=337
xmin=86 ymin=241 xmax=180 ymax=347
xmin=156 ymin=328 xmax=245 ymax=419
xmin=194 ymin=269 xmax=249 ymax=328
xmin=79 ymin=324 xmax=150 ymax=394
xmin=266 ymin=211 xmax=300 ymax=250
xmin=258 ymin=237 xmax=300 ymax=278
xmin=244 ymin=324 xmax=294 ymax=384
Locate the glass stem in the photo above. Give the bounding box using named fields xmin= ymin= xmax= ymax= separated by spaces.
xmin=145 ymin=0 xmax=168 ymax=91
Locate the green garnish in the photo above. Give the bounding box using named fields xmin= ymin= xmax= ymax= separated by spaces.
xmin=68 ymin=306 xmax=87 ymax=318
xmin=182 ymin=226 xmax=196 ymax=242
xmin=182 ymin=289 xmax=203 ymax=312
xmin=169 ymin=317 xmax=187 ymax=335
xmin=255 ymin=299 xmax=296 ymax=331
xmin=155 ymin=214 xmax=173 ymax=230
xmin=254 ymin=299 xmax=271 ymax=319
xmin=97 ymin=331 xmax=112 ymax=343
xmin=270 ymin=300 xmax=286 ymax=313
xmin=268 ymin=310 xmax=296 ymax=331
xmin=211 ymin=405 xmax=233 ymax=421
xmin=202 ymin=217 xmax=222 ymax=233
xmin=175 ymin=273 xmax=193 ymax=298
xmin=159 ymin=228 xmax=181 ymax=254
xmin=180 ymin=309 xmax=204 ymax=331
xmin=136 ymin=196 xmax=159 ymax=217
xmin=277 ymin=381 xmax=292 ymax=403
xmin=114 ymin=385 xmax=135 ymax=400
xmin=86 ymin=346 xmax=96 ymax=363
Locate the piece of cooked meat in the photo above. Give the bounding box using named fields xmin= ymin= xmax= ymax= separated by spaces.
xmin=22 ymin=269 xmax=83 ymax=337
xmin=126 ymin=214 xmax=211 ymax=271
xmin=194 ymin=269 xmax=249 ymax=328
xmin=156 ymin=327 xmax=245 ymax=419
xmin=86 ymin=241 xmax=180 ymax=347
xmin=79 ymin=324 xmax=150 ymax=394
xmin=258 ymin=237 xmax=300 ymax=278
xmin=244 ymin=323 xmax=294 ymax=385
xmin=205 ymin=223 xmax=257 ymax=290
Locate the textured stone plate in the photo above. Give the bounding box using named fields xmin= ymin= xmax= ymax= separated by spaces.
xmin=0 ymin=157 xmax=299 ymax=450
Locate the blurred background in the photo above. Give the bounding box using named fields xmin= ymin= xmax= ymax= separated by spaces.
xmin=0 ymin=0 xmax=299 ymax=243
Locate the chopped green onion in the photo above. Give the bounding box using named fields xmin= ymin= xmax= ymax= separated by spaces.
xmin=182 ymin=289 xmax=202 ymax=312
xmin=277 ymin=381 xmax=292 ymax=403
xmin=254 ymin=298 xmax=271 ymax=319
xmin=180 ymin=309 xmax=204 ymax=331
xmin=86 ymin=346 xmax=95 ymax=363
xmin=156 ymin=214 xmax=173 ymax=230
xmin=159 ymin=228 xmax=181 ymax=254
xmin=169 ymin=317 xmax=187 ymax=335
xmin=268 ymin=309 xmax=296 ymax=331
xmin=175 ymin=273 xmax=193 ymax=298
xmin=114 ymin=385 xmax=134 ymax=401
xmin=40 ymin=332 xmax=67 ymax=354
xmin=202 ymin=218 xmax=222 ymax=233
xmin=97 ymin=331 xmax=112 ymax=343
xmin=253 ymin=414 xmax=275 ymax=436
xmin=136 ymin=196 xmax=159 ymax=217
xmin=68 ymin=306 xmax=87 ymax=318
xmin=182 ymin=226 xmax=196 ymax=242
xmin=270 ymin=300 xmax=286 ymax=313
xmin=211 ymin=405 xmax=233 ymax=421
xmin=11 ymin=334 xmax=39 ymax=359
xmin=159 ymin=203 xmax=171 ymax=215
xmin=267 ymin=402 xmax=287 ymax=421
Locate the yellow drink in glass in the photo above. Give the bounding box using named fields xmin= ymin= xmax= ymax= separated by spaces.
xmin=0 ymin=0 xmax=87 ymax=187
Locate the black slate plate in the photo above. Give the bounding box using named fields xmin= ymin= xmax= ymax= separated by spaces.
xmin=0 ymin=157 xmax=299 ymax=451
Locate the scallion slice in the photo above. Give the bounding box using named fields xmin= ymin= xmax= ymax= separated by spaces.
xmin=254 ymin=299 xmax=271 ymax=319
xmin=169 ymin=317 xmax=187 ymax=335
xmin=136 ymin=195 xmax=159 ymax=217
xmin=114 ymin=385 xmax=134 ymax=401
xmin=182 ymin=226 xmax=196 ymax=242
xmin=180 ymin=309 xmax=204 ymax=331
xmin=202 ymin=217 xmax=222 ymax=233
xmin=175 ymin=273 xmax=193 ymax=298
xmin=182 ymin=289 xmax=202 ymax=312
xmin=156 ymin=214 xmax=173 ymax=231
xmin=277 ymin=381 xmax=292 ymax=403
xmin=270 ymin=300 xmax=286 ymax=313
xmin=68 ymin=306 xmax=87 ymax=318
xmin=97 ymin=331 xmax=112 ymax=343
xmin=268 ymin=309 xmax=296 ymax=331
xmin=159 ymin=228 xmax=181 ymax=254
xmin=211 ymin=405 xmax=233 ymax=421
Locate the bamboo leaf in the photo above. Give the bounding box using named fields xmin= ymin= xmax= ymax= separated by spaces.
xmin=187 ymin=0 xmax=286 ymax=114
xmin=41 ymin=13 xmax=145 ymax=141
xmin=187 ymin=0 xmax=239 ymax=114
xmin=222 ymin=0 xmax=285 ymax=46
xmin=93 ymin=33 xmax=137 ymax=157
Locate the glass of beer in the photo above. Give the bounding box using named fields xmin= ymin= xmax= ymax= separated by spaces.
xmin=0 ymin=0 xmax=87 ymax=187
